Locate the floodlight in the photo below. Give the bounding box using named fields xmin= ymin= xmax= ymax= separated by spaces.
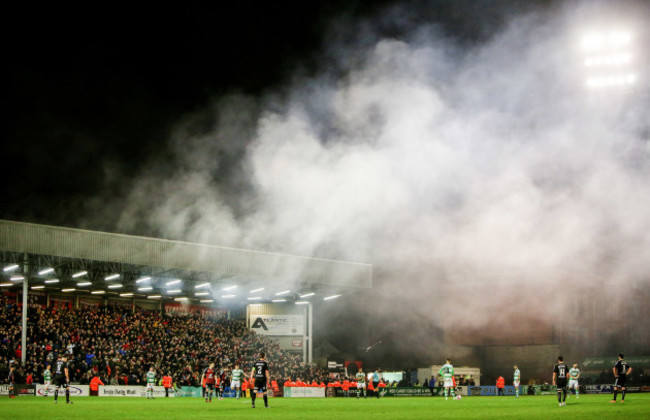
xmin=31 ymin=286 xmax=45 ymax=290
xmin=147 ymin=295 xmax=162 ymax=299
xmin=138 ymin=287 xmax=153 ymax=291
xmin=200 ymin=299 xmax=214 ymax=303
xmin=323 ymin=294 xmax=341 ymax=301
xmin=44 ymin=279 xmax=60 ymax=284
xmin=299 ymin=292 xmax=315 ymax=298
xmin=104 ymin=274 xmax=120 ymax=281
xmin=77 ymin=282 xmax=92 ymax=287
xmin=91 ymin=290 xmax=105 ymax=294
xmin=10 ymin=276 xmax=24 ymax=281
xmin=222 ymin=294 xmax=236 ymax=298
xmin=166 ymin=279 xmax=181 ymax=286
xmin=195 ymin=292 xmax=209 ymax=296
xmin=295 ymin=301 xmax=309 ymax=305
xmin=275 ymin=290 xmax=291 ymax=296
xmin=136 ymin=277 xmax=151 ymax=283
xmin=174 ymin=297 xmax=188 ymax=301
xmin=250 ymin=287 xmax=264 ymax=293
xmin=62 ymin=288 xmax=75 ymax=292
xmin=167 ymin=289 xmax=181 ymax=294
xmin=0 ymin=283 xmax=12 ymax=287
xmin=120 ymin=293 xmax=134 ymax=297
xmin=222 ymin=285 xmax=237 ymax=291
xmin=247 ymin=296 xmax=262 ymax=301
xmin=272 ymin=299 xmax=286 ymax=303
xmin=72 ymin=271 xmax=88 ymax=278
xmin=3 ymin=264 xmax=19 ymax=272
xmin=39 ymin=268 xmax=55 ymax=275
xmin=107 ymin=284 xmax=122 ymax=289
xmin=195 ymin=282 xmax=210 ymax=289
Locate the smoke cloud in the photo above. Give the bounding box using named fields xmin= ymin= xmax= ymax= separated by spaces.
xmin=95 ymin=1 xmax=649 ymax=362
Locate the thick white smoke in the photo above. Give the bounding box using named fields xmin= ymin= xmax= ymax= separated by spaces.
xmin=112 ymin=1 xmax=649 ymax=340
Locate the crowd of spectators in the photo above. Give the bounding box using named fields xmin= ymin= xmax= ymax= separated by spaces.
xmin=0 ymin=295 xmax=324 ymax=387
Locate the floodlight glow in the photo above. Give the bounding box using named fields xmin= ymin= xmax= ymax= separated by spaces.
xmin=44 ymin=279 xmax=60 ymax=284
xmin=249 ymin=304 xmax=263 ymax=307
xmin=608 ymin=31 xmax=631 ymax=47
xmin=299 ymin=292 xmax=315 ymax=298
xmin=323 ymin=294 xmax=341 ymax=301
xmin=120 ymin=293 xmax=134 ymax=297
xmin=3 ymin=264 xmax=19 ymax=272
xmin=72 ymin=271 xmax=87 ymax=278
xmin=247 ymin=296 xmax=262 ymax=301
xmin=39 ymin=268 xmax=55 ymax=275
xmin=272 ymin=299 xmax=286 ymax=303
xmin=136 ymin=277 xmax=151 ymax=283
xmin=138 ymin=286 xmax=153 ymax=291
xmin=275 ymin=290 xmax=290 ymax=296
xmin=222 ymin=285 xmax=237 ymax=291
xmin=250 ymin=288 xmax=264 ymax=293
xmin=104 ymin=274 xmax=120 ymax=281
xmin=10 ymin=276 xmax=24 ymax=281
xmin=62 ymin=288 xmax=75 ymax=292
xmin=77 ymin=282 xmax=92 ymax=287
xmin=147 ymin=295 xmax=162 ymax=299
xmin=195 ymin=292 xmax=210 ymax=296
xmin=174 ymin=297 xmax=188 ymax=301
xmin=167 ymin=289 xmax=181 ymax=294
xmin=200 ymin=299 xmax=214 ymax=303
xmin=166 ymin=279 xmax=181 ymax=286
xmin=586 ymin=73 xmax=636 ymax=88
xmin=295 ymin=301 xmax=309 ymax=305
xmin=31 ymin=286 xmax=45 ymax=290
xmin=585 ymin=54 xmax=631 ymax=67
xmin=195 ymin=282 xmax=210 ymax=289
xmin=0 ymin=283 xmax=12 ymax=287
xmin=107 ymin=284 xmax=123 ymax=289
xmin=91 ymin=290 xmax=105 ymax=294
xmin=222 ymin=294 xmax=236 ymax=298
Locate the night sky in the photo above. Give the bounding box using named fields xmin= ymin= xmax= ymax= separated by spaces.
xmin=4 ymin=0 xmax=555 ymax=230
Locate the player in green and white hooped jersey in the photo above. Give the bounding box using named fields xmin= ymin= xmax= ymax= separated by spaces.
xmin=145 ymin=367 xmax=156 ymax=399
xmin=513 ymin=365 xmax=521 ymax=398
xmin=439 ymin=359 xmax=455 ymax=400
xmin=43 ymin=365 xmax=52 ymax=397
xmin=568 ymin=364 xmax=580 ymax=399
xmin=231 ymin=364 xmax=244 ymax=399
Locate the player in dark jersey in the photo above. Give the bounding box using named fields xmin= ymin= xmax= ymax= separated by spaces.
xmin=54 ymin=354 xmax=73 ymax=404
xmin=552 ymin=356 xmax=569 ymax=407
xmin=201 ymin=363 xmax=216 ymax=402
xmin=610 ymin=353 xmax=632 ymax=403
xmin=7 ymin=365 xmax=15 ymax=398
xmin=250 ymin=351 xmax=271 ymax=408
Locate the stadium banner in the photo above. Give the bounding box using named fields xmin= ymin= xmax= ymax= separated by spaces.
xmin=165 ymin=303 xmax=226 ymax=318
xmin=583 ymin=384 xmax=650 ymax=394
xmin=35 ymin=384 xmax=89 ymax=397
xmin=0 ymin=384 xmax=36 ymax=396
xmin=284 ymin=387 xmax=325 ymax=397
xmin=179 ymin=386 xmax=203 ymax=397
xmin=376 ymin=387 xmax=467 ymax=397
xmin=249 ymin=315 xmax=305 ymax=336
xmin=582 ymin=356 xmax=650 ymax=369
xmin=468 ymin=386 xmax=523 ymax=396
xmin=98 ymin=385 xmax=173 ymax=397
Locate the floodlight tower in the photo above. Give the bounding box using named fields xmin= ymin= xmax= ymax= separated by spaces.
xmin=580 ymin=29 xmax=637 ymax=88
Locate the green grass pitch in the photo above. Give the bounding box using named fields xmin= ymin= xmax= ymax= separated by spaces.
xmin=1 ymin=394 xmax=649 ymax=419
